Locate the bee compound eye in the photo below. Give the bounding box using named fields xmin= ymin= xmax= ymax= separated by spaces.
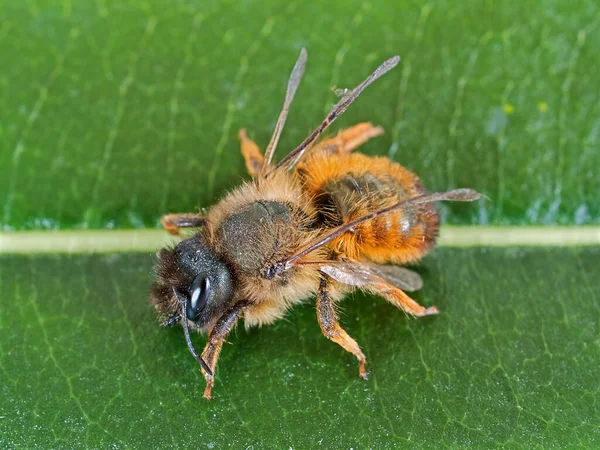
xmin=186 ymin=274 xmax=210 ymax=321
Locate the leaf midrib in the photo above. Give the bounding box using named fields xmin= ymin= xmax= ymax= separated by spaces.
xmin=1 ymin=226 xmax=599 ymax=254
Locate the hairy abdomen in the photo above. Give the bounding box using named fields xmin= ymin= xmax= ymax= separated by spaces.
xmin=299 ymin=153 xmax=440 ymax=264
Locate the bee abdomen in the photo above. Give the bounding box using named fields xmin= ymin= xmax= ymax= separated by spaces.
xmin=302 ymin=153 xmax=440 ymax=264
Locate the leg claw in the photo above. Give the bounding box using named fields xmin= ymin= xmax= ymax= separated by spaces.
xmin=203 ymin=383 xmax=213 ymax=399
xmin=359 ymin=361 xmax=369 ymax=380
xmin=416 ymin=306 xmax=439 ymax=317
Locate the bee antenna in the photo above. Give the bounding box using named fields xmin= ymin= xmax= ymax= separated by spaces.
xmin=173 ymin=287 xmax=213 ymax=377
xmin=268 ymin=55 xmax=401 ymax=175
xmin=260 ymin=48 xmax=308 ymax=176
xmin=160 ymin=312 xmax=182 ymax=327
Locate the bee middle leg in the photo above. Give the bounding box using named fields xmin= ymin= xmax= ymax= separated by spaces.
xmin=313 ymin=122 xmax=384 ymax=155
xmin=317 ymin=276 xmax=368 ymax=379
xmin=161 ymin=213 xmax=206 ymax=236
xmin=238 ymin=129 xmax=264 ymax=178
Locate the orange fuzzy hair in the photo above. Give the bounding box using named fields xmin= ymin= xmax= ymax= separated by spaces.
xmin=297 ymin=151 xmax=440 ymax=265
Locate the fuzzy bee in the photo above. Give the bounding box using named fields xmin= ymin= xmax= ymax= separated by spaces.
xmin=151 ymin=49 xmax=480 ymax=398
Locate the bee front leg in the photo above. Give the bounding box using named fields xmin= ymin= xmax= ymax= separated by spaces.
xmin=317 ymin=276 xmax=368 ymax=380
xmin=200 ymin=301 xmax=249 ymax=399
xmin=160 ymin=213 xmax=206 ymax=236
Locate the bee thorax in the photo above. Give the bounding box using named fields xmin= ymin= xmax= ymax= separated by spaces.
xmin=217 ymin=200 xmax=295 ymax=276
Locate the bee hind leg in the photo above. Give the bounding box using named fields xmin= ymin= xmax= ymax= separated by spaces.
xmin=238 ymin=129 xmax=264 ymax=178
xmin=160 ymin=213 xmax=205 ymax=236
xmin=317 ymin=276 xmax=368 ymax=380
xmin=313 ymin=122 xmax=384 ymax=156
xmin=368 ymin=283 xmax=439 ymax=317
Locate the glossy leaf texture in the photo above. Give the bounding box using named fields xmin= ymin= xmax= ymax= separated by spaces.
xmin=1 ymin=0 xmax=599 ymax=230
xmin=1 ymin=248 xmax=599 ymax=448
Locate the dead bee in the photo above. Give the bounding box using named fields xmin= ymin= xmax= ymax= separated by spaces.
xmin=151 ymin=49 xmax=481 ymax=398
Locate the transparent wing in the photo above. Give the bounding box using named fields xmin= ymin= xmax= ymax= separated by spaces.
xmin=364 ymin=264 xmax=423 ymax=292
xmin=320 ymin=261 xmax=423 ymax=292
xmin=320 ymin=262 xmax=377 ymax=287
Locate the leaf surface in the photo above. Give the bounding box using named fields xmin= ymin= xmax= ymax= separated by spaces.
xmin=1 ymin=1 xmax=599 ymax=230
xmin=1 ymin=248 xmax=598 ymax=448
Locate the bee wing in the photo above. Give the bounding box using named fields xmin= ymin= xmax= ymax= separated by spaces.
xmin=364 ymin=264 xmax=423 ymax=292
xmin=277 ymin=188 xmax=481 ymax=270
xmin=320 ymin=262 xmax=422 ymax=292
xmin=319 ymin=262 xmax=377 ymax=287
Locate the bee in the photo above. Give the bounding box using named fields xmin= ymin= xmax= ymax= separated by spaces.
xmin=150 ymin=49 xmax=480 ymax=399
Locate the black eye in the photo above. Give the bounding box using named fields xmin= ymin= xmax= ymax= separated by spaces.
xmin=186 ymin=273 xmax=210 ymax=321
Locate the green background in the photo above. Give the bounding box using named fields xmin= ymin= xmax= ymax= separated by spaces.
xmin=1 ymin=0 xmax=598 ymax=231
xmin=2 ymin=248 xmax=599 ymax=448
xmin=1 ymin=0 xmax=600 ymax=448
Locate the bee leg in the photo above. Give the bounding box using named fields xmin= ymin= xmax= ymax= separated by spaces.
xmin=368 ymin=284 xmax=439 ymax=317
xmin=317 ymin=276 xmax=368 ymax=379
xmin=238 ymin=129 xmax=264 ymax=178
xmin=160 ymin=213 xmax=205 ymax=236
xmin=313 ymin=122 xmax=384 ymax=155
xmin=200 ymin=301 xmax=247 ymax=399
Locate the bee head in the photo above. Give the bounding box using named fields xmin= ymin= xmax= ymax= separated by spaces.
xmin=150 ymin=235 xmax=234 ymax=332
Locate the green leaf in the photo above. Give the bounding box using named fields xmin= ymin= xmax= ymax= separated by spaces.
xmin=1 ymin=0 xmax=599 ymax=230
xmin=1 ymin=247 xmax=599 ymax=448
